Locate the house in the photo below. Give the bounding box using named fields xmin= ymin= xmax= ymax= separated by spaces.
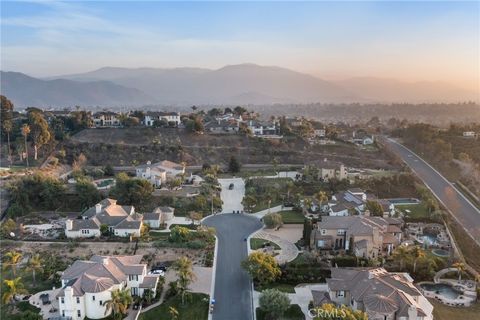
xmin=136 ymin=160 xmax=185 ymax=187
xmin=143 ymin=111 xmax=181 ymax=127
xmin=326 ymin=267 xmax=433 ymax=320
xmin=328 ymin=189 xmax=367 ymax=215
xmin=205 ymin=119 xmax=240 ymax=134
xmin=463 ymin=131 xmax=476 ymax=138
xmin=65 ymin=199 xmax=143 ymax=238
xmin=313 ymin=128 xmax=326 ymax=138
xmin=143 ymin=206 xmax=175 ymax=228
xmin=315 ymin=161 xmax=347 ymax=181
xmin=311 ymin=215 xmax=403 ymax=258
xmin=57 ymin=255 xmax=159 ymax=320
xmin=247 ymin=120 xmax=280 ymax=137
xmin=92 ymin=111 xmax=120 ymax=127
xmin=352 ymin=131 xmax=374 ymax=145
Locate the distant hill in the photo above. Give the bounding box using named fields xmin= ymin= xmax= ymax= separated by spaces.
xmin=336 ymin=77 xmax=478 ymax=103
xmin=0 ymin=71 xmax=155 ymax=108
xmin=3 ymin=64 xmax=477 ymax=107
xmin=49 ymin=64 xmax=359 ymax=105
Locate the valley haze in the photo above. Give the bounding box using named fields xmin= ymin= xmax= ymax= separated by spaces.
xmin=1 ymin=64 xmax=478 ymax=108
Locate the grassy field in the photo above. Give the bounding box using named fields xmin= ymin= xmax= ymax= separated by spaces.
xmin=431 ymin=299 xmax=480 ymax=320
xmin=256 ymin=304 xmax=305 ymax=320
xmin=250 ymin=238 xmax=281 ymax=250
xmin=396 ymin=203 xmax=430 ymax=220
xmin=139 ymin=293 xmax=209 ymax=320
xmin=280 ymin=210 xmax=305 ymax=224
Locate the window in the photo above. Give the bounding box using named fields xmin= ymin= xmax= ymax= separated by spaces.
xmin=61 ymin=297 xmax=64 ymax=304
xmin=321 ymin=229 xmax=326 ymax=235
xmin=92 ymin=295 xmax=95 ymax=301
xmin=77 ymin=310 xmax=81 ymax=317
xmin=99 ymin=300 xmax=103 ymax=306
xmin=62 ymin=311 xmax=65 ymax=317
xmin=337 ymin=229 xmax=346 ymax=236
xmin=76 ymin=297 xmax=80 ymax=303
xmin=337 ymin=290 xmax=345 ymax=297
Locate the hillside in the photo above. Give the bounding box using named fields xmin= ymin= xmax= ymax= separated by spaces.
xmin=0 ymin=71 xmax=155 ymax=107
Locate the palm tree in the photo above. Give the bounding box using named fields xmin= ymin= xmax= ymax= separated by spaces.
xmin=315 ymin=191 xmax=328 ymax=213
xmin=169 ymin=306 xmax=179 ymax=320
xmin=392 ymin=246 xmax=410 ymax=271
xmin=142 ymin=289 xmax=153 ymax=305
xmin=104 ymin=288 xmax=133 ymax=320
xmin=21 ymin=124 xmax=30 ymax=167
xmin=25 ymin=254 xmax=43 ymax=287
xmin=173 ymin=257 xmax=196 ymax=304
xmin=411 ymin=246 xmax=425 ymax=273
xmin=3 ymin=121 xmax=12 ymax=165
xmin=452 ymin=262 xmax=466 ymax=281
xmin=2 ymin=277 xmax=28 ymax=304
xmin=3 ymin=250 xmax=22 ymax=276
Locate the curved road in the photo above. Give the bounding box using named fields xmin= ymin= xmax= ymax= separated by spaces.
xmin=203 ymin=214 xmax=262 ymax=320
xmin=383 ymin=138 xmax=480 ymax=245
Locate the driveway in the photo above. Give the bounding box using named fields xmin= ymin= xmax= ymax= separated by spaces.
xmin=383 ymin=138 xmax=480 ymax=246
xmin=203 ymin=214 xmax=263 ymax=320
xmin=218 ymin=178 xmax=245 ymax=213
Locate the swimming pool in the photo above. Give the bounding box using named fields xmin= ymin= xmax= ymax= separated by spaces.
xmin=432 ymin=249 xmax=449 ymax=257
xmin=420 ymin=283 xmax=462 ymax=299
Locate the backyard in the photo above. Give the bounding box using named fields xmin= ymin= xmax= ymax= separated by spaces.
xmin=256 ymin=304 xmax=305 ymax=320
xmin=139 ymin=293 xmax=209 ymax=320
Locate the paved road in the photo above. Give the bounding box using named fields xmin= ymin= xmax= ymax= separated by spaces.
xmin=218 ymin=178 xmax=245 ymax=213
xmin=384 ymin=138 xmax=480 ymax=245
xmin=203 ymin=214 xmax=262 ymax=320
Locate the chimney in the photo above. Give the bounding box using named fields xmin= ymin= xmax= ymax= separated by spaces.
xmin=66 ymin=219 xmax=73 ymax=231
xmin=102 ymin=257 xmax=109 ymax=265
xmin=95 ymin=203 xmax=102 ymax=214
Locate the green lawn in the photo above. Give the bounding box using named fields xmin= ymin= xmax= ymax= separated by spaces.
xmin=280 ymin=210 xmax=305 ymax=224
xmin=256 ymin=304 xmax=305 ymax=320
xmin=431 ymin=299 xmax=480 ymax=320
xmin=250 ymin=238 xmax=281 ymax=250
xmin=257 ymin=282 xmax=296 ymax=293
xmin=139 ymin=293 xmax=209 ymax=320
xmin=147 ymin=231 xmax=170 ymax=241
xmin=396 ymin=203 xmax=430 ymax=220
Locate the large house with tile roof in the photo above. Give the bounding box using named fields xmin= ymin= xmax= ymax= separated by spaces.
xmin=57 ymin=255 xmax=159 ymax=320
xmin=135 ymin=160 xmax=185 ymax=188
xmin=311 ymin=215 xmax=403 ymax=258
xmin=65 ymin=199 xmax=143 ymax=238
xmin=143 ymin=111 xmax=181 ymax=127
xmin=326 ymin=267 xmax=433 ymax=320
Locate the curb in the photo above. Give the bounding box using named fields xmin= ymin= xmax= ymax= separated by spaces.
xmin=208 ymin=234 xmax=219 ymax=320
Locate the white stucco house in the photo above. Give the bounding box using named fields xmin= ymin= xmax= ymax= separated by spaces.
xmin=143 ymin=111 xmax=181 ymax=126
xmin=136 ymin=160 xmax=185 ymax=187
xmin=57 ymin=255 xmax=159 ymax=320
xmin=143 ymin=206 xmax=175 ymax=228
xmin=92 ymin=111 xmax=120 ymax=127
xmin=326 ymin=267 xmax=433 ymax=320
xmin=65 ymin=199 xmax=143 ymax=238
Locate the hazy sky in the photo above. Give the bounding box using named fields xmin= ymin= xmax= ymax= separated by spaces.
xmin=1 ymin=1 xmax=479 ymax=91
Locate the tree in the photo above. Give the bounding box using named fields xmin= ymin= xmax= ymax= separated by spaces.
xmin=1 ymin=96 xmax=14 ymax=164
xmin=411 ymin=246 xmax=426 ymax=274
xmin=25 ymin=254 xmax=43 ymax=287
xmin=303 ymin=219 xmax=313 ymax=248
xmin=188 ymin=211 xmax=203 ymax=225
xmin=365 ymin=200 xmax=384 ymax=217
xmin=228 ymin=156 xmax=241 ymax=173
xmin=109 ymin=173 xmax=154 ymax=210
xmin=28 ymin=110 xmax=52 ymax=160
xmin=263 ymin=213 xmax=283 ymax=229
xmin=21 ymin=124 xmax=31 ymax=167
xmin=0 ymin=218 xmax=17 ymax=238
xmin=76 ymin=178 xmax=102 ymax=209
xmin=452 ymin=262 xmax=466 ymax=281
xmin=169 ymin=306 xmax=179 ymax=320
xmin=142 ymin=289 xmax=154 ymax=305
xmin=242 ymin=195 xmax=257 ymax=212
xmin=2 ymin=277 xmax=28 ymax=304
xmin=104 ymin=164 xmax=115 ymax=176
xmin=104 ymin=288 xmax=133 ymax=320
xmin=169 ymin=226 xmax=191 ymax=243
xmin=315 ymin=191 xmax=328 ymax=212
xmin=173 ymin=257 xmax=196 ymax=304
xmin=100 ymin=224 xmax=110 ymax=236
xmin=259 ymin=289 xmax=291 ymax=320
xmin=3 ymin=250 xmax=22 ymax=276
xmin=241 ymin=252 xmax=281 ymax=286
xmin=392 ymin=246 xmax=410 ymax=271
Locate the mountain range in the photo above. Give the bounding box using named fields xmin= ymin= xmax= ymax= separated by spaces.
xmin=1 ymin=64 xmax=477 ymax=108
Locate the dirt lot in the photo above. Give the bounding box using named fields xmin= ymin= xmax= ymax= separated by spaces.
xmin=65 ymin=128 xmax=398 ymax=170
xmin=2 ymin=241 xmax=206 ymax=267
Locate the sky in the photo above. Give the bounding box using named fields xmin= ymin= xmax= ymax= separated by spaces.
xmin=1 ymin=1 xmax=479 ymax=91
